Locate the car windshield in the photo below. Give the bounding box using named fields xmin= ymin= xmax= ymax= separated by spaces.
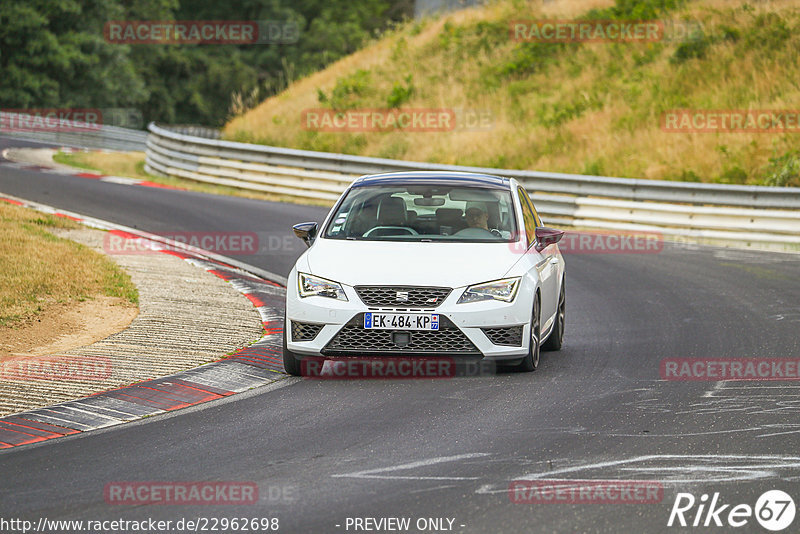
xmin=324 ymin=184 xmax=518 ymax=242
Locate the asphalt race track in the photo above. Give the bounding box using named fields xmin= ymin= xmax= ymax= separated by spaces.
xmin=1 ymin=136 xmax=800 ymax=533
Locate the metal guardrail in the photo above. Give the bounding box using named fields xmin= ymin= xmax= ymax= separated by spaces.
xmin=0 ymin=112 xmax=147 ymax=152
xmin=145 ymin=122 xmax=800 ymax=251
xmin=159 ymin=125 xmax=221 ymax=139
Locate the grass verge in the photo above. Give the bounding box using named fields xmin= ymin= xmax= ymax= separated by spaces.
xmin=53 ymin=151 xmax=333 ymax=207
xmin=0 ymin=202 xmax=138 ymax=327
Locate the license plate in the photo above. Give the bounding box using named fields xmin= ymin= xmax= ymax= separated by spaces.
xmin=364 ymin=313 xmax=439 ymax=331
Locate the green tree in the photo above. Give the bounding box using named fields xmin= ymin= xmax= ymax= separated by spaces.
xmin=0 ymin=0 xmax=145 ymax=108
xmin=0 ymin=0 xmax=410 ymax=126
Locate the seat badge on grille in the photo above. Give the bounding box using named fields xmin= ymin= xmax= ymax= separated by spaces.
xmin=396 ymin=291 xmax=409 ymax=302
xmin=426 ymin=297 xmax=438 ymax=304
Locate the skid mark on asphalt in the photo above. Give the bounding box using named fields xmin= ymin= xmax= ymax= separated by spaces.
xmin=519 ymin=455 xmax=800 ymax=483
xmin=567 ymin=427 xmax=764 ymax=438
xmin=473 ymin=454 xmax=800 ymax=496
xmin=620 ymin=381 xmax=800 ymax=438
xmin=711 ymin=248 xmax=799 ymax=264
xmin=332 ymin=453 xmax=491 ymax=481
xmin=328 ymin=452 xmax=800 ymax=496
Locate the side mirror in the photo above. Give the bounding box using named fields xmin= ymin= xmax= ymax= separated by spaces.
xmin=534 ymin=226 xmax=565 ymax=252
xmin=293 ymin=222 xmax=318 ymax=247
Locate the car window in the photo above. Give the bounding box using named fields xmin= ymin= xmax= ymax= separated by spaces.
xmin=517 ymin=187 xmax=537 ymax=246
xmin=324 ymin=184 xmax=518 ymax=242
xmin=519 ymin=187 xmax=542 ymax=227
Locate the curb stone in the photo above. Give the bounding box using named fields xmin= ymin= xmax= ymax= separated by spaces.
xmin=0 ymin=194 xmax=289 ymax=450
xmin=1 ymin=147 xmax=184 ymax=190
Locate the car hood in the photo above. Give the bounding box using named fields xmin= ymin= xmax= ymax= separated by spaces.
xmin=305 ymin=238 xmax=523 ymax=287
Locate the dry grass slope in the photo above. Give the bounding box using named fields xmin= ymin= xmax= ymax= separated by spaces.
xmin=224 ymin=0 xmax=800 ymax=186
xmin=0 ymin=203 xmax=138 ymax=327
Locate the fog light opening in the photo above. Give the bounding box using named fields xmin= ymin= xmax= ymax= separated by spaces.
xmin=392 ymin=331 xmax=411 ymax=348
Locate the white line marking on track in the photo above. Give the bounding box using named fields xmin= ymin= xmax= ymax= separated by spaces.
xmin=100 ymin=176 xmax=142 ymax=185
xmin=408 ymin=485 xmax=459 ymax=494
xmin=475 ymin=454 xmax=800 ymax=494
xmin=517 ymin=454 xmax=800 ymax=483
xmin=332 ymin=453 xmax=490 ymax=480
xmin=574 ymin=427 xmax=763 ymax=437
xmin=702 ymin=381 xmax=726 ymax=398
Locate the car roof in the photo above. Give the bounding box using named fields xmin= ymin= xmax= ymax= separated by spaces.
xmin=352 ymin=171 xmax=511 ymax=190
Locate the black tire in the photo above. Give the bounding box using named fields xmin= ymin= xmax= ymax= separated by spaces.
xmin=515 ymin=293 xmax=541 ymax=372
xmin=282 ymin=329 xmax=303 ymax=376
xmin=542 ymin=278 xmax=565 ymax=352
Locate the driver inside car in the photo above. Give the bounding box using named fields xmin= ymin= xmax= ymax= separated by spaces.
xmin=465 ymin=202 xmax=489 ymax=230
xmin=463 ymin=201 xmax=504 ymax=238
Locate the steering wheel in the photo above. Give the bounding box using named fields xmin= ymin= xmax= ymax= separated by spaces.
xmin=363 ymin=226 xmax=419 ymax=237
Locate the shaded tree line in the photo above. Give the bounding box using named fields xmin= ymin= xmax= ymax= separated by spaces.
xmin=0 ymin=0 xmax=413 ymax=127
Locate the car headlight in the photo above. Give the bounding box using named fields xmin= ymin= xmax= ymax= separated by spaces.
xmin=298 ymin=273 xmax=348 ymax=301
xmin=458 ymin=277 xmax=521 ymax=304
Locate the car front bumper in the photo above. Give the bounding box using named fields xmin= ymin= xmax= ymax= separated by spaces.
xmin=285 ymin=272 xmax=534 ymax=362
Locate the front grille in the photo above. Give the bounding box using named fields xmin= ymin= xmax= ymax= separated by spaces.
xmin=355 ymin=286 xmax=452 ymax=308
xmin=322 ymin=314 xmax=480 ymax=355
xmin=482 ymin=326 xmax=524 ymax=346
xmin=291 ymin=321 xmax=323 ymax=341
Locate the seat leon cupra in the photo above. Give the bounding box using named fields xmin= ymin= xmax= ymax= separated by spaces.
xmin=283 ymin=171 xmax=566 ymax=375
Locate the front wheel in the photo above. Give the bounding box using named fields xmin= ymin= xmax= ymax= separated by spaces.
xmin=542 ymin=278 xmax=565 ymax=352
xmin=515 ymin=293 xmax=540 ymax=372
xmin=282 ymin=329 xmax=303 ymax=376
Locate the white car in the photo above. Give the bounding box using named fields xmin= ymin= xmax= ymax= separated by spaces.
xmin=283 ymin=171 xmax=566 ymax=375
